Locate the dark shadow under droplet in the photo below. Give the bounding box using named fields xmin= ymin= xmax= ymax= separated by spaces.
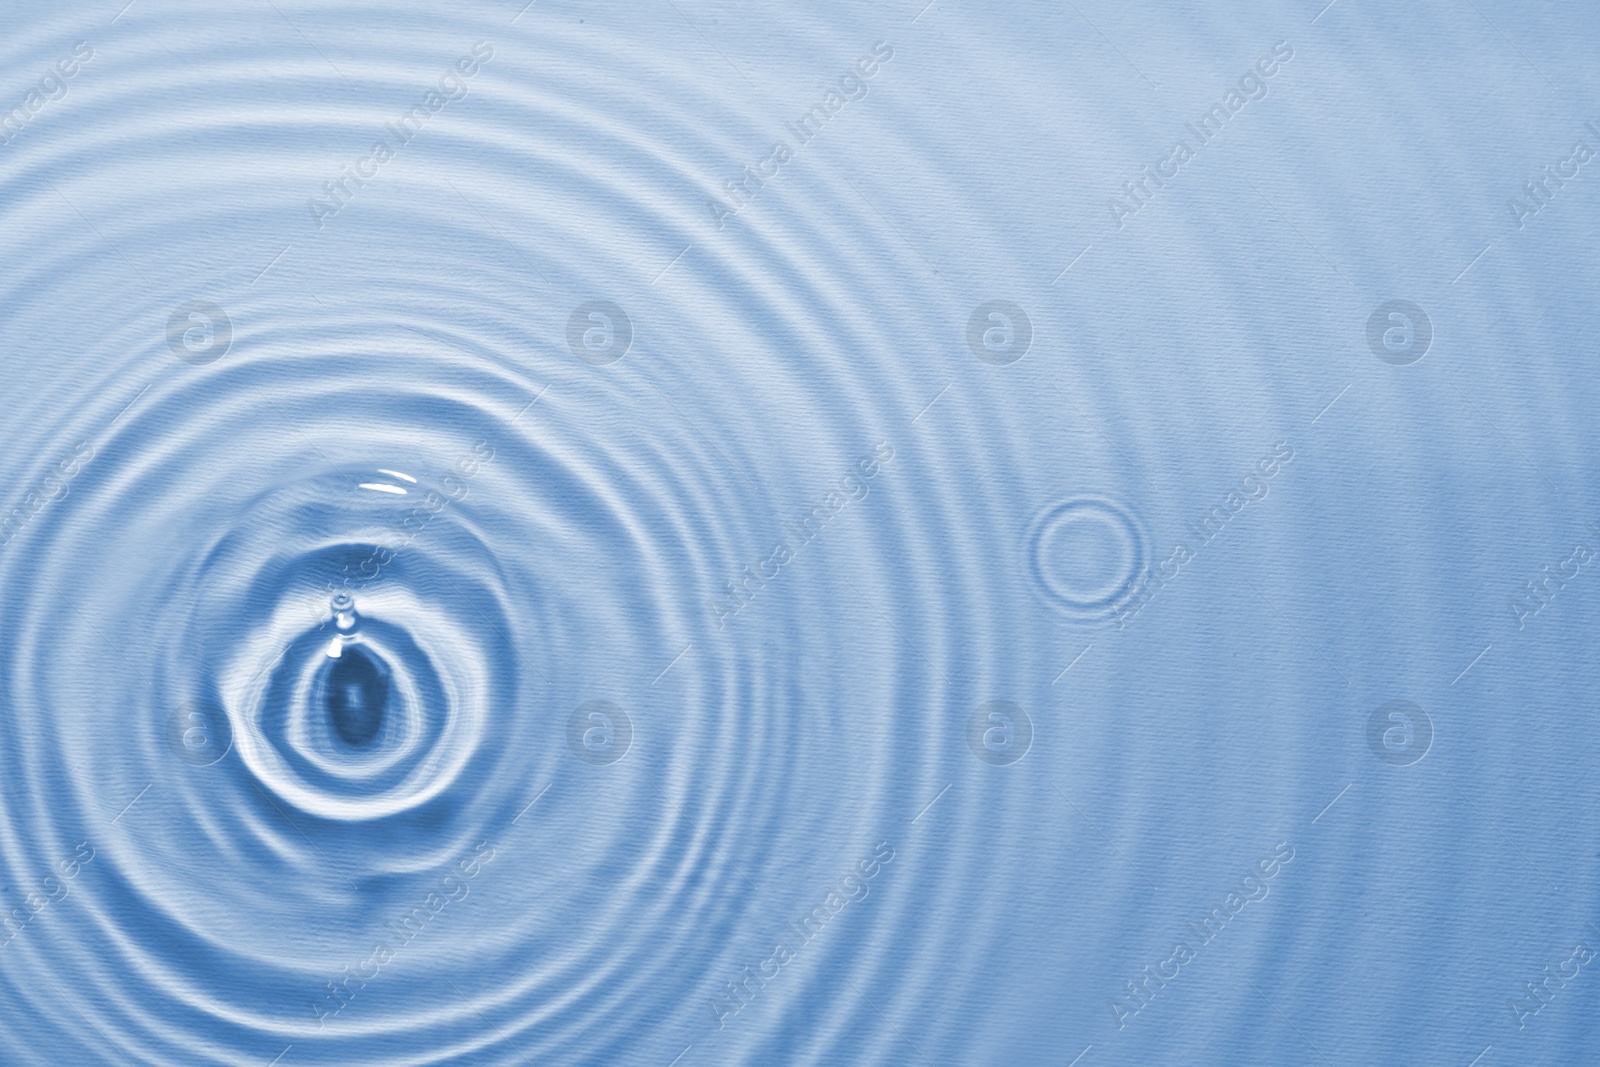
xmin=324 ymin=645 xmax=389 ymax=747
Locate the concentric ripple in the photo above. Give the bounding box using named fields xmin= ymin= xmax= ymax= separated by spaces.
xmin=0 ymin=4 xmax=978 ymax=1064
xmin=1027 ymin=496 xmax=1150 ymax=621
xmin=4 ymin=1 xmax=1596 ymax=1066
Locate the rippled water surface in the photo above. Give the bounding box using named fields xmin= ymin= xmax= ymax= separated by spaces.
xmin=3 ymin=1 xmax=1600 ymax=1064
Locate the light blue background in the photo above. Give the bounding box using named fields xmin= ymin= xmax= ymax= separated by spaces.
xmin=0 ymin=1 xmax=1597 ymax=1064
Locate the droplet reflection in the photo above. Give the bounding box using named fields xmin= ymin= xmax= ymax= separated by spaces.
xmin=322 ymin=643 xmax=390 ymax=748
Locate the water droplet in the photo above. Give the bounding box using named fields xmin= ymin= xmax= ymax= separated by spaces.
xmin=331 ymin=592 xmax=359 ymax=634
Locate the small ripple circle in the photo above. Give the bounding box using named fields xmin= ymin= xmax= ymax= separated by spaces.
xmin=1028 ymin=496 xmax=1149 ymax=621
